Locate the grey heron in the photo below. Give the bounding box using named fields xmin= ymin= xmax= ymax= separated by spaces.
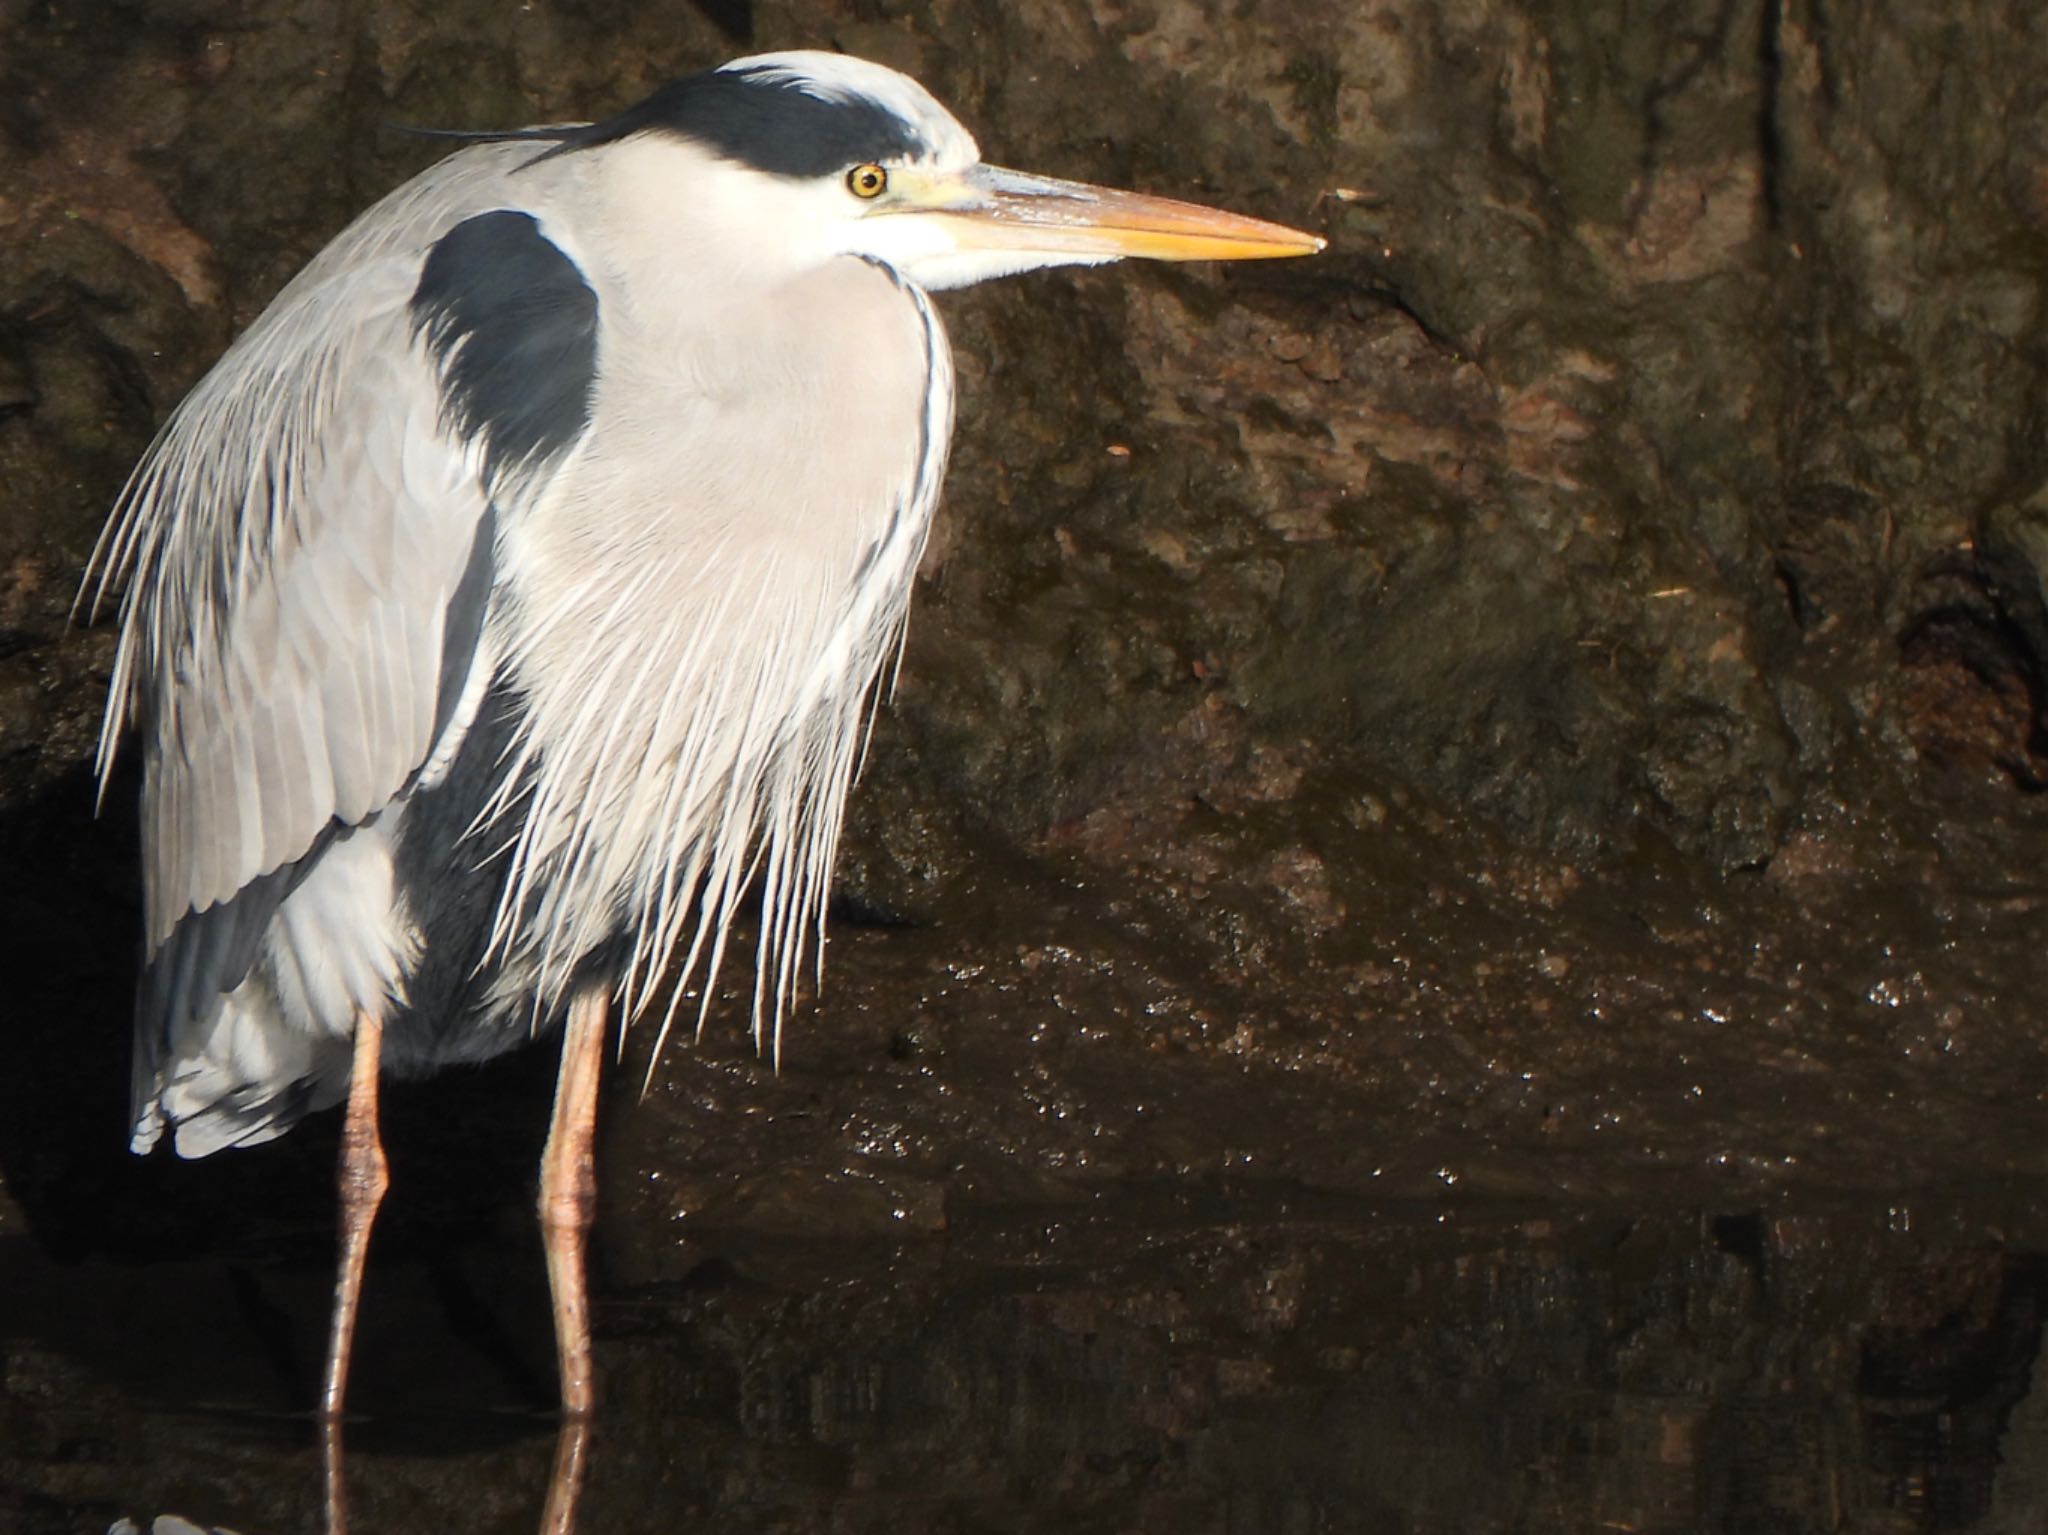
xmin=85 ymin=50 xmax=1321 ymax=1424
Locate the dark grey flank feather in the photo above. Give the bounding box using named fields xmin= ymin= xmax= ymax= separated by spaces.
xmin=140 ymin=834 xmax=335 ymax=1065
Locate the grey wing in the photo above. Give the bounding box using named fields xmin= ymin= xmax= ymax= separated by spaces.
xmin=102 ymin=201 xmax=604 ymax=914
xmin=91 ymin=203 xmax=598 ymax=1153
xmin=92 ymin=252 xmax=496 ymax=1118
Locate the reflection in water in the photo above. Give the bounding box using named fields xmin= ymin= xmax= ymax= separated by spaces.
xmin=316 ymin=1415 xmax=585 ymax=1535
xmin=17 ymin=1198 xmax=2048 ymax=1533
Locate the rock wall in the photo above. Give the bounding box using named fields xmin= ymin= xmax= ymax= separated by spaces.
xmin=3 ymin=4 xmax=2046 ymax=1190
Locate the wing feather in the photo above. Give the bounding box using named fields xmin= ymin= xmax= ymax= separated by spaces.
xmin=100 ymin=259 xmax=493 ymax=956
xmin=85 ymin=143 xmax=601 ymax=1101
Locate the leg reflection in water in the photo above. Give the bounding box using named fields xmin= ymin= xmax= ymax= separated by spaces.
xmin=317 ymin=1414 xmax=591 ymax=1535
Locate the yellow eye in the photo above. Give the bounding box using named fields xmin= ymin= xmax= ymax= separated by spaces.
xmin=846 ymin=163 xmax=888 ymax=199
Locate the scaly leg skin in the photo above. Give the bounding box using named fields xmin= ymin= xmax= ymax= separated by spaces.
xmin=540 ymin=987 xmax=608 ymax=1422
xmin=321 ymin=1010 xmax=389 ymax=1535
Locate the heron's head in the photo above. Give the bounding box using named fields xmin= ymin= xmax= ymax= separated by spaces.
xmin=548 ymin=51 xmax=1323 ymax=291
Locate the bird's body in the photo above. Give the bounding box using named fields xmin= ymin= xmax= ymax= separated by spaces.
xmin=102 ymin=110 xmax=952 ymax=1158
xmin=87 ymin=50 xmax=1319 ymax=1437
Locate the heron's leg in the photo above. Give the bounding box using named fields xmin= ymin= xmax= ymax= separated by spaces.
xmin=540 ymin=987 xmax=608 ymax=1419
xmin=321 ymin=1008 xmax=389 ymax=1422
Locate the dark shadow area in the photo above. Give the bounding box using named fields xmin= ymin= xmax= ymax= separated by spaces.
xmin=0 ymin=761 xmax=582 ymax=1425
xmin=688 ymin=0 xmax=753 ymax=46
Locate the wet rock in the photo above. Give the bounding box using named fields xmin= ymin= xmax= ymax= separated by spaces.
xmin=0 ymin=0 xmax=2015 ymax=875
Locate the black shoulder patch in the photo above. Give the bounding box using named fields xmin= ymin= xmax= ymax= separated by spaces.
xmin=411 ymin=211 xmax=599 ymax=490
xmin=568 ymin=66 xmax=923 ymax=178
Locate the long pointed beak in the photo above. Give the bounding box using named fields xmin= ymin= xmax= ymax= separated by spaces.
xmin=886 ymin=164 xmax=1325 ymax=263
